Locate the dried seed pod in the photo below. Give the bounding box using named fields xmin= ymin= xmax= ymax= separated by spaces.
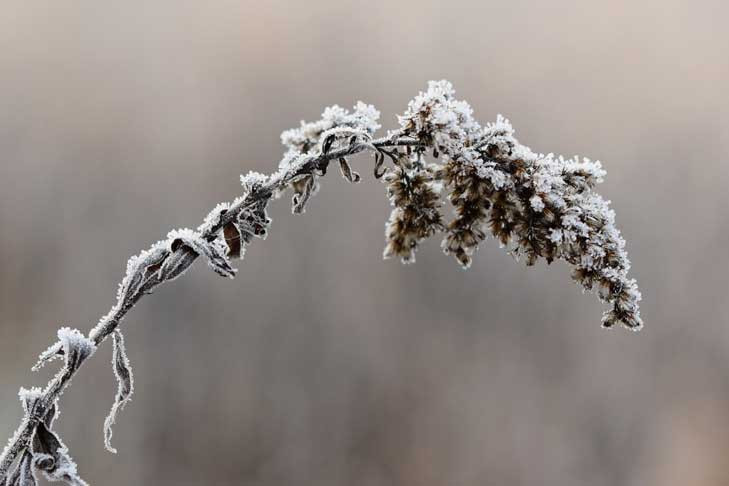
xmin=382 ymin=165 xmax=444 ymax=264
xmin=440 ymin=160 xmax=493 ymax=269
xmin=33 ymin=328 xmax=96 ymax=373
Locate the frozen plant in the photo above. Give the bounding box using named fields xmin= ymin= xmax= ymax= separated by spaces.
xmin=0 ymin=81 xmax=642 ymax=484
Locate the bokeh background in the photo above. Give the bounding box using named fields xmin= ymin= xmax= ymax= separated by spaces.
xmin=1 ymin=1 xmax=728 ymax=485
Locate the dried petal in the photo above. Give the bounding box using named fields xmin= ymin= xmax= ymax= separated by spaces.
xmin=31 ymin=343 xmax=62 ymax=372
xmin=240 ymin=171 xmax=269 ymax=192
xmin=116 ymin=243 xmax=168 ymax=308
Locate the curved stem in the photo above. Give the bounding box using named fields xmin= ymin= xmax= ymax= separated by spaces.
xmin=0 ymin=134 xmax=419 ymax=479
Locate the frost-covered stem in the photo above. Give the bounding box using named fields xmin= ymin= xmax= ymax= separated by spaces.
xmin=1 ymin=81 xmax=644 ymax=482
xmin=0 ymin=134 xmax=416 ymax=479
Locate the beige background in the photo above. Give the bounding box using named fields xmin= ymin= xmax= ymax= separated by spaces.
xmin=1 ymin=1 xmax=728 ymax=485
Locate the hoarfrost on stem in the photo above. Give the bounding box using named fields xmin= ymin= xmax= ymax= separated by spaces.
xmin=0 ymin=80 xmax=643 ymax=484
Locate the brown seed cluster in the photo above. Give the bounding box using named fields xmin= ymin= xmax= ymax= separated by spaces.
xmin=382 ymin=157 xmax=444 ymax=263
xmin=387 ymin=81 xmax=642 ymax=329
xmin=274 ymin=81 xmax=642 ymax=329
xmin=440 ymin=159 xmax=491 ymax=268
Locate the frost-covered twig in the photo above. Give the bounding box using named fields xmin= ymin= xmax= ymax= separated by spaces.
xmin=0 ymin=81 xmax=642 ymax=484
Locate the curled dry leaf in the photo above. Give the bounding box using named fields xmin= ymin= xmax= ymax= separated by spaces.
xmin=103 ymin=330 xmax=134 ymax=454
xmin=32 ymin=329 xmax=95 ymax=374
xmin=236 ymin=202 xmax=272 ymax=243
xmin=117 ymin=244 xmax=169 ymax=309
xmin=166 ymin=229 xmax=236 ymax=279
xmin=338 ymin=158 xmax=361 ymax=183
xmin=291 ymin=175 xmax=319 ymax=214
xmin=31 ymin=423 xmax=87 ymax=486
xmin=373 ymin=151 xmax=386 ymax=179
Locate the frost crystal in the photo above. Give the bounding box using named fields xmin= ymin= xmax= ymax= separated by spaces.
xmin=18 ymin=388 xmax=43 ymax=415
xmin=398 ymin=80 xmax=482 ymax=162
xmin=197 ymin=202 xmax=231 ymax=235
xmin=240 ymin=171 xmax=269 ymax=192
xmin=280 ymin=102 xmax=380 ymax=161
xmin=18 ymin=388 xmax=57 ymax=430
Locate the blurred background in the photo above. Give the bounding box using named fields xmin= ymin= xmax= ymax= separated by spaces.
xmin=1 ymin=1 xmax=728 ymax=485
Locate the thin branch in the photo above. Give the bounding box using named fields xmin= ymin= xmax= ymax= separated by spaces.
xmin=0 ymin=134 xmax=417 ymax=479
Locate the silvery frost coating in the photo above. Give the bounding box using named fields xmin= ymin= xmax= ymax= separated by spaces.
xmin=391 ymin=81 xmax=642 ymax=330
xmin=0 ymin=81 xmax=642 ymax=486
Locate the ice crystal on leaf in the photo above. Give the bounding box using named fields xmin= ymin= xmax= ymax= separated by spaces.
xmin=31 ymin=422 xmax=87 ymax=486
xmin=239 ymin=171 xmax=269 ymax=192
xmin=5 ymin=450 xmax=35 ymax=486
xmin=116 ymin=241 xmax=168 ymax=309
xmin=281 ymin=102 xmax=380 ymax=159
xmin=33 ymin=328 xmax=96 ymax=373
xmin=7 ymin=383 xmax=88 ymax=485
xmin=382 ymin=160 xmax=444 ymax=264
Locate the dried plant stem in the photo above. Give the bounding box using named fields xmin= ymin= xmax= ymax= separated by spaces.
xmin=0 ymin=134 xmax=416 ymax=479
xmin=1 ymin=81 xmax=643 ymax=484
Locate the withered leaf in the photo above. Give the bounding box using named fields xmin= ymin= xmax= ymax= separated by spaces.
xmin=103 ymin=330 xmax=134 ymax=454
xmin=223 ymin=222 xmax=242 ymax=259
xmin=167 ymin=229 xmax=236 ymax=279
xmin=338 ymin=158 xmax=360 ymax=183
